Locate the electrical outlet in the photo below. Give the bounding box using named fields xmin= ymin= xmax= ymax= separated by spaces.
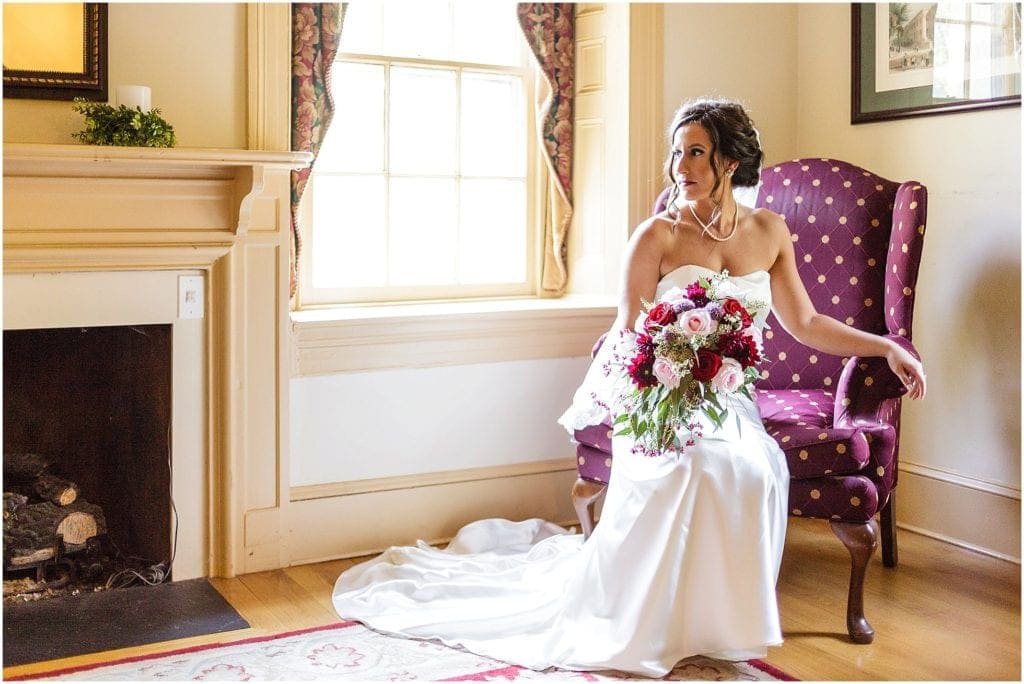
xmin=178 ymin=275 xmax=204 ymax=319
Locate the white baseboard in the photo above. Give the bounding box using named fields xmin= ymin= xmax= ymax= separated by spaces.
xmin=897 ymin=461 xmax=1020 ymax=563
xmin=286 ymin=464 xmax=580 ymax=566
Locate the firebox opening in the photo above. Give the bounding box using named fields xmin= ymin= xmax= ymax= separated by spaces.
xmin=4 ymin=325 xmax=174 ymax=598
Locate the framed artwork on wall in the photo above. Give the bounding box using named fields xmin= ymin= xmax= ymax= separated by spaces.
xmin=3 ymin=2 xmax=108 ymax=101
xmin=852 ymin=2 xmax=1021 ymax=123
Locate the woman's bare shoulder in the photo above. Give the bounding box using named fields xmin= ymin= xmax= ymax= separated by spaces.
xmin=632 ymin=212 xmax=677 ymax=244
xmin=745 ymin=206 xmax=791 ymax=241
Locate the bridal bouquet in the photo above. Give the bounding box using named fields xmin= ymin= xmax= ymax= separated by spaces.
xmin=606 ymin=271 xmax=767 ymax=457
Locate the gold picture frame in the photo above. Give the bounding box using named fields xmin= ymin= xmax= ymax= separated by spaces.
xmin=852 ymin=3 xmax=1021 ymax=123
xmin=3 ymin=3 xmax=108 ymax=101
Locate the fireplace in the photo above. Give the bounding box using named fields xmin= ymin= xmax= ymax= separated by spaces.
xmin=3 ymin=144 xmax=311 ymax=578
xmin=4 ymin=325 xmax=173 ymax=580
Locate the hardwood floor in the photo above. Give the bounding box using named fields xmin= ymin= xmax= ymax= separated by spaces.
xmin=4 ymin=518 xmax=1019 ymax=680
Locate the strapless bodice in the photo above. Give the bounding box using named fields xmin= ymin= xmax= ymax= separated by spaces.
xmin=656 ymin=264 xmax=772 ymax=327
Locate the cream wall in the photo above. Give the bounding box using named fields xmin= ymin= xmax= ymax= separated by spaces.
xmin=662 ymin=3 xmax=800 ymax=166
xmin=794 ymin=4 xmax=1020 ymax=560
xmin=3 ymin=3 xmax=246 ymax=148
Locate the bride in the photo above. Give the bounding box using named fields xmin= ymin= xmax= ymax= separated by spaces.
xmin=332 ymin=98 xmax=927 ymax=677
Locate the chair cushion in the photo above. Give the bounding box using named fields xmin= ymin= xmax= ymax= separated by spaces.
xmin=576 ymin=442 xmax=612 ymax=484
xmin=756 ymin=389 xmax=871 ymax=480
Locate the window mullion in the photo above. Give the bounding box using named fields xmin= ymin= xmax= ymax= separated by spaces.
xmin=454 ymin=65 xmax=463 ymax=286
xmin=383 ymin=60 xmax=392 ymax=287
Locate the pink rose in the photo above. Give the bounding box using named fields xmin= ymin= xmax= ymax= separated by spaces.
xmin=678 ymin=309 xmax=716 ymax=337
xmin=711 ymin=358 xmax=746 ymax=393
xmin=652 ymin=357 xmax=680 ymax=389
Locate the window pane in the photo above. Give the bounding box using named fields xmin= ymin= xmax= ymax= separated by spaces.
xmin=390 ymin=177 xmax=457 ymax=285
xmin=390 ymin=66 xmax=457 ymax=175
xmin=339 ymin=0 xmax=384 ymax=54
xmin=458 ymin=179 xmax=526 ymax=284
xmin=319 ymin=62 xmax=385 ymax=173
xmin=311 ymin=175 xmax=387 ymax=288
xmin=382 ymin=0 xmax=452 ymax=61
xmin=453 ymin=0 xmax=523 ymax=66
xmin=461 ymin=72 xmax=525 ymax=177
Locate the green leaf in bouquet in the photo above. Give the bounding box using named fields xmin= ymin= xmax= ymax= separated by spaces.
xmin=613 ymin=412 xmax=630 ymax=425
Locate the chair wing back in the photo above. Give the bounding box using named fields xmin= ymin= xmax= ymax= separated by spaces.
xmin=754 ymin=159 xmax=926 ymax=390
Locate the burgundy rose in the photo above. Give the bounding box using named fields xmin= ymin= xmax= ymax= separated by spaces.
xmin=690 ymin=349 xmax=723 ymax=382
xmin=685 ymin=281 xmax=709 ymax=307
xmin=718 ymin=331 xmax=761 ymax=368
xmin=722 ymin=298 xmax=753 ymax=327
xmin=645 ymin=302 xmax=678 ymax=329
xmin=627 ymin=350 xmax=658 ymax=389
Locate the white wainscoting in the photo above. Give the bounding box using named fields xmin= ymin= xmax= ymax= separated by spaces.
xmin=898 ymin=460 xmax=1021 ymax=563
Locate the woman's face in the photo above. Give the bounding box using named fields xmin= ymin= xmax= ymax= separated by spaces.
xmin=670 ymin=123 xmax=727 ymax=202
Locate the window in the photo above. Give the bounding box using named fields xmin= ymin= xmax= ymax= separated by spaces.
xmin=300 ymin=0 xmax=536 ymax=307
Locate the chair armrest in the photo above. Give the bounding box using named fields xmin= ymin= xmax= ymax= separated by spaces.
xmin=834 ymin=335 xmax=920 ymax=423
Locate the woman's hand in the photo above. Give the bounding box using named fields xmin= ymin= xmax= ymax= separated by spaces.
xmin=886 ymin=343 xmax=927 ymax=400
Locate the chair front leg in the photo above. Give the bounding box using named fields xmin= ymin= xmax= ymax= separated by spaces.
xmin=829 ymin=519 xmax=879 ymax=644
xmin=879 ymin=492 xmax=898 ymax=568
xmin=571 ymin=478 xmax=607 ymax=539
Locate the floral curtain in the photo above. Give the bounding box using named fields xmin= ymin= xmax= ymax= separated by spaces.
xmin=291 ymin=3 xmax=345 ymax=300
xmin=517 ymin=4 xmax=575 ymax=297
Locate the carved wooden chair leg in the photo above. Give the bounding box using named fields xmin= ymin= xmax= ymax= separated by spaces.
xmin=879 ymin=492 xmax=898 ymax=568
xmin=571 ymin=478 xmax=607 ymax=539
xmin=829 ymin=519 xmax=879 ymax=644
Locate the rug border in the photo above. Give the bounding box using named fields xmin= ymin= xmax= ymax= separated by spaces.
xmin=749 ymin=658 xmax=800 ymax=681
xmin=5 ymin=621 xmax=359 ymax=681
xmin=10 ymin=621 xmax=798 ymax=682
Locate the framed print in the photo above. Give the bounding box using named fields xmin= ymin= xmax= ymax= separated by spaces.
xmin=3 ymin=3 xmax=108 ymax=101
xmin=852 ymin=3 xmax=1021 ymax=123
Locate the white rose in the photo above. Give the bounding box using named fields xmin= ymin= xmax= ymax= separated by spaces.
xmin=660 ymin=287 xmax=690 ymax=305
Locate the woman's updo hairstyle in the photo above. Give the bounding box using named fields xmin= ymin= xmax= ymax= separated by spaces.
xmin=664 ymin=98 xmax=764 ymax=191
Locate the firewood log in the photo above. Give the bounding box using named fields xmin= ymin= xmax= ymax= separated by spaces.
xmin=6 ymin=500 xmax=106 ymax=549
xmin=32 ymin=474 xmax=79 ymax=506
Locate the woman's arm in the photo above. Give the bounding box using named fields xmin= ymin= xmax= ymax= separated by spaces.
xmin=613 ymin=217 xmax=665 ymax=333
xmin=767 ymin=213 xmax=927 ymax=399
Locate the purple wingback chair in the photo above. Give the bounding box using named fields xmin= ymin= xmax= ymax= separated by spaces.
xmin=570 ymin=158 xmax=927 ymax=644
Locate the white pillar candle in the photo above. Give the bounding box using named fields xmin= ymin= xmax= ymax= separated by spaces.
xmin=115 ymin=85 xmax=152 ymax=113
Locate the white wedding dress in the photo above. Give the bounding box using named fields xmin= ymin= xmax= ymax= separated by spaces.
xmin=333 ymin=265 xmax=790 ymax=677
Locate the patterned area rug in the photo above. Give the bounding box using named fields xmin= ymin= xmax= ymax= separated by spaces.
xmin=12 ymin=621 xmax=795 ymax=681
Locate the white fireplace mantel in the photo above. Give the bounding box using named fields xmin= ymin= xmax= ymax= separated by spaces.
xmin=3 ymin=143 xmax=311 ymax=578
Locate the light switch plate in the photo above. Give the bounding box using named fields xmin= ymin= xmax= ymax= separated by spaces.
xmin=178 ymin=275 xmax=204 ymax=319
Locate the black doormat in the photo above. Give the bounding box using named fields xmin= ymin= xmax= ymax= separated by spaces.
xmin=3 ymin=578 xmax=250 ymax=667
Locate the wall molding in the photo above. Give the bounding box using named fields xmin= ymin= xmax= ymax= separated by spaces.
xmin=246 ymin=4 xmax=292 ymax=151
xmin=898 ymin=462 xmax=1020 ymax=562
xmin=900 ymin=460 xmax=1020 ymax=500
xmin=287 ymin=467 xmax=579 ymax=565
xmin=292 ymin=457 xmax=576 ymax=500
xmin=290 ymin=297 xmax=615 ymax=375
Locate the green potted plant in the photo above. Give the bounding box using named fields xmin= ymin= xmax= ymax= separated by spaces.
xmin=72 ymin=98 xmax=177 ymax=148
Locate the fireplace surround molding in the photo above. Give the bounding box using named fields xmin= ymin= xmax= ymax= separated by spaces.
xmin=3 ymin=143 xmax=312 ymax=578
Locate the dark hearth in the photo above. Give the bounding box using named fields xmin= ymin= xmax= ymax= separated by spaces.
xmin=3 ymin=325 xmax=173 ymax=600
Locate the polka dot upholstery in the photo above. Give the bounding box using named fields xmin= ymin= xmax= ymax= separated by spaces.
xmin=576 ymin=158 xmax=927 ymax=536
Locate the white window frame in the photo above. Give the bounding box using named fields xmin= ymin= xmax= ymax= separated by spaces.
xmin=296 ymin=26 xmax=540 ymax=310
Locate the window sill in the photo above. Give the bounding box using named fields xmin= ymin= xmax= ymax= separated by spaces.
xmin=289 ymin=295 xmax=617 ymax=376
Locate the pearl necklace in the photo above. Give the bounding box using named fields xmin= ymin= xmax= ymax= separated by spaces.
xmin=688 ymin=202 xmax=739 ymax=242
